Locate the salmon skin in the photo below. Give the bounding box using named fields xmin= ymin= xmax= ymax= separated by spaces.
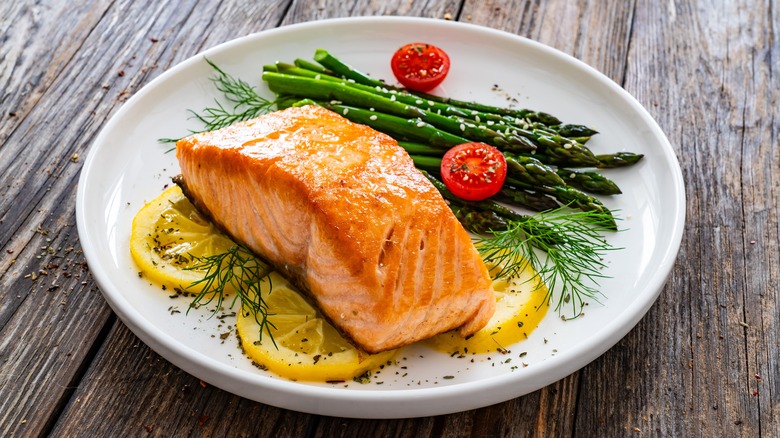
xmin=175 ymin=105 xmax=495 ymax=353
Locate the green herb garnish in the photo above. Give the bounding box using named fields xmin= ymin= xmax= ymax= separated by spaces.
xmin=186 ymin=244 xmax=277 ymax=346
xmin=160 ymin=58 xmax=278 ymax=142
xmin=475 ymin=208 xmax=618 ymax=319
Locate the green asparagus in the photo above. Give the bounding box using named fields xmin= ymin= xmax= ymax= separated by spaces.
xmin=596 ymin=152 xmax=645 ymax=168
xmin=556 ymin=169 xmax=622 ymax=195
xmin=264 ymin=72 xmax=537 ymax=152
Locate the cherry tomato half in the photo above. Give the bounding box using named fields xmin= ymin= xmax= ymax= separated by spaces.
xmin=440 ymin=143 xmax=507 ymax=201
xmin=390 ymin=43 xmax=450 ymax=92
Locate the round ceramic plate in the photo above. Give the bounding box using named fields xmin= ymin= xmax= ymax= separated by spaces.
xmin=76 ymin=16 xmax=685 ymax=418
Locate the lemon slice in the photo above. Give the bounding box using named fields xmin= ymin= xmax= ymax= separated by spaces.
xmin=425 ymin=260 xmax=549 ymax=354
xmin=131 ymin=187 xmax=394 ymax=381
xmin=236 ymin=272 xmax=397 ymax=381
xmin=130 ymin=185 xmax=237 ymax=292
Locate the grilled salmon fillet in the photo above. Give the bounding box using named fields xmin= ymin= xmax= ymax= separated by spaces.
xmin=175 ymin=105 xmax=495 ymax=353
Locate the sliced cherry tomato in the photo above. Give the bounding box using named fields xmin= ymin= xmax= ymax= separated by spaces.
xmin=440 ymin=143 xmax=507 ymax=201
xmin=390 ymin=43 xmax=450 ymax=92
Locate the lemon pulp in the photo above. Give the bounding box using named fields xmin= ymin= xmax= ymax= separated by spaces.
xmin=235 ymin=272 xmax=397 ymax=381
xmin=130 ymin=185 xmax=236 ymax=292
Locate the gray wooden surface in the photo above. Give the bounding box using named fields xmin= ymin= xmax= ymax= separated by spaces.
xmin=1 ymin=0 xmax=778 ymax=436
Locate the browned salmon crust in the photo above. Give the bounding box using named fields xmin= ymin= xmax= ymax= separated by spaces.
xmin=175 ymin=105 xmax=495 ymax=353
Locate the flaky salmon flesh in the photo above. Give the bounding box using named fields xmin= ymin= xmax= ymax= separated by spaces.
xmin=175 ymin=105 xmax=495 ymax=353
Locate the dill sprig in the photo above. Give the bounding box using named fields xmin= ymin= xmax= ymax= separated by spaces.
xmin=160 ymin=58 xmax=277 ymax=142
xmin=193 ymin=58 xmax=278 ymax=130
xmin=186 ymin=244 xmax=277 ymax=346
xmin=475 ymin=208 xmax=619 ymax=319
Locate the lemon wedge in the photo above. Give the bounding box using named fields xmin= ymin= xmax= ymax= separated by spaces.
xmin=425 ymin=261 xmax=549 ymax=354
xmin=130 ymin=185 xmax=236 ymax=292
xmin=236 ymin=272 xmax=397 ymax=381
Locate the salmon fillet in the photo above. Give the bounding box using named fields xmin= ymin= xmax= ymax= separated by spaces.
xmin=175 ymin=105 xmax=495 ymax=353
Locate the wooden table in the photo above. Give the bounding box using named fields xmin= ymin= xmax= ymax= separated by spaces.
xmin=2 ymin=1 xmax=777 ymax=436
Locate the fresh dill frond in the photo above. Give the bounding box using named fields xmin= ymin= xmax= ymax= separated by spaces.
xmin=185 ymin=244 xmax=277 ymax=346
xmin=475 ymin=208 xmax=619 ymax=319
xmin=160 ymin=58 xmax=278 ymax=143
xmin=193 ymin=58 xmax=278 ymax=130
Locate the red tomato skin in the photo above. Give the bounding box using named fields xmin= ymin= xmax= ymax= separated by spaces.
xmin=391 ymin=43 xmax=450 ymax=92
xmin=440 ymin=143 xmax=507 ymax=201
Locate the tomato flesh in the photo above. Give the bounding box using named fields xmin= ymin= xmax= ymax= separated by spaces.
xmin=440 ymin=143 xmax=507 ymax=201
xmin=391 ymin=43 xmax=450 ymax=92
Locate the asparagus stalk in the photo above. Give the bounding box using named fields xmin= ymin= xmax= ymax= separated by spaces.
xmin=504 ymin=152 xmax=566 ymax=187
xmin=263 ymin=72 xmax=426 ymax=119
xmin=293 ymin=58 xmax=332 ymax=74
xmin=450 ymin=204 xmax=509 ymax=234
xmin=409 ymin=155 xmax=442 ymax=173
xmin=396 ymin=141 xmax=442 ymax=156
xmin=596 ymin=152 xmax=644 ymax=168
xmin=556 ymin=168 xmax=622 ymax=195
xmin=263 ymin=72 xmax=537 ymax=152
xmin=313 ymin=101 xmax=472 ymax=148
xmin=496 ymin=187 xmax=560 ymax=212
xmin=539 ymin=185 xmax=617 ymax=229
xmin=313 ymin=49 xmax=386 ymax=88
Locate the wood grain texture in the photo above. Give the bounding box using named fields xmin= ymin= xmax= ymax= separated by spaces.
xmin=1 ymin=0 xmax=778 ymax=436
xmin=573 ymin=0 xmax=780 ymax=436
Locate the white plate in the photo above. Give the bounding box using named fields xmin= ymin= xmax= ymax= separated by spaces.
xmin=76 ymin=16 xmax=684 ymax=418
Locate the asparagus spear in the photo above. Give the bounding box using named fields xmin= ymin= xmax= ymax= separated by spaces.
xmin=556 ymin=124 xmax=599 ymax=138
xmin=263 ymin=72 xmax=426 ymax=118
xmin=313 ymin=49 xmax=386 ymax=88
xmin=396 ymin=141 xmax=442 ymax=156
xmin=596 ymin=152 xmax=644 ymax=168
xmin=449 ymin=204 xmax=509 ymax=234
xmin=263 ymin=72 xmax=537 ymax=152
xmin=556 ymin=168 xmax=622 ymax=195
xmin=541 ymin=185 xmax=617 ymax=229
xmin=496 ymin=187 xmax=560 ymax=212
xmin=504 ymin=152 xmax=566 ymax=187
xmin=313 ymin=101 xmax=471 ymax=148
xmin=410 ymin=154 xmax=442 ymax=172
xmin=293 ymin=58 xmax=332 ymax=74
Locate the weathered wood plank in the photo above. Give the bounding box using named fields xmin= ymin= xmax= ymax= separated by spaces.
xmin=0 ymin=0 xmax=283 ymax=435
xmin=461 ymin=0 xmax=635 ymax=84
xmin=0 ymin=2 xmax=121 ymax=436
xmin=572 ymin=0 xmax=780 ymax=436
xmin=50 ymin=322 xmax=315 ymax=437
xmin=1 ymin=0 xmax=779 ymax=436
xmin=0 ymin=1 xmax=110 ymax=147
xmin=280 ymin=0 xmax=459 ymax=26
xmin=454 ymin=2 xmax=637 ymax=436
